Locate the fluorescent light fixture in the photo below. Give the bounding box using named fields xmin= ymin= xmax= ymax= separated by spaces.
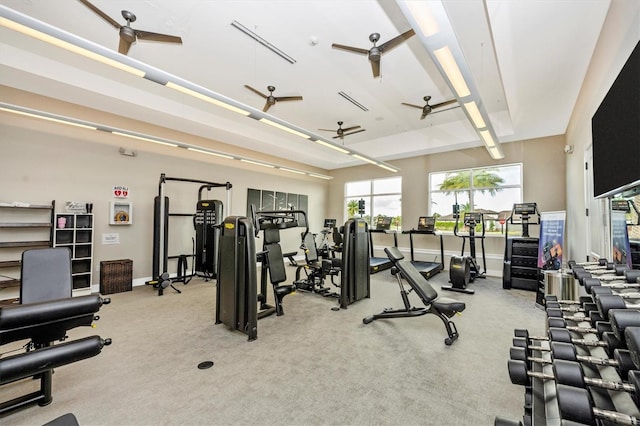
xmin=433 ymin=46 xmax=470 ymax=98
xmin=463 ymin=101 xmax=486 ymax=129
xmin=165 ymin=82 xmax=250 ymax=116
xmin=478 ymin=130 xmax=496 ymax=148
xmin=488 ymin=146 xmax=502 ymax=159
xmin=403 ymin=1 xmax=440 ymax=37
xmin=378 ymin=164 xmax=399 ymax=173
xmin=314 ymin=139 xmax=350 ymax=154
xmin=0 ymin=16 xmax=145 ymax=77
xmin=309 ymin=174 xmax=332 ymax=180
xmin=240 ymin=159 xmax=275 ymax=168
xmin=279 ymin=167 xmax=306 ymax=175
xmin=259 ymin=118 xmax=310 ymax=139
xmin=351 ymin=154 xmax=378 ymax=165
xmin=112 ymin=131 xmax=179 ymax=148
xmin=187 ymin=147 xmax=235 ymax=159
xmin=230 ymin=20 xmax=296 ymax=64
xmin=0 ymin=106 xmax=97 ymax=130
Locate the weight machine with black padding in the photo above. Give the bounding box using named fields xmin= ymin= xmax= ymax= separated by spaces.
xmin=0 ymin=295 xmax=111 ymax=415
xmin=340 ymin=218 xmax=371 ymax=309
xmin=251 ymin=206 xmax=307 ymax=316
xmin=215 ymin=216 xmax=260 ymax=341
xmin=150 ymin=173 xmax=232 ymax=296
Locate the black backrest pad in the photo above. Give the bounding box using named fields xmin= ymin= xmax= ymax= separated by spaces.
xmin=266 ymin=243 xmax=286 ymax=285
xmin=395 ymin=258 xmax=439 ymax=303
xmin=303 ymin=232 xmax=319 ymax=262
xmin=21 ymin=247 xmax=73 ymax=304
xmin=264 ymin=227 xmax=281 ymax=244
xmin=384 ymin=246 xmax=404 ymax=262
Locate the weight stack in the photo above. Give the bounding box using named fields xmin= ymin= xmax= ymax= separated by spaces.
xmin=100 ymin=259 xmax=133 ymax=295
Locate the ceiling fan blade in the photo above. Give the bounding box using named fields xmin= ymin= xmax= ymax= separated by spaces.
xmin=371 ymin=59 xmax=380 ymax=78
xmin=332 ymin=134 xmax=344 ymax=140
xmin=344 ymin=129 xmax=366 ymax=137
xmin=378 ymin=29 xmax=415 ymax=53
xmin=135 ymin=30 xmax=182 ymax=44
xmin=432 ymin=99 xmax=458 ymax=109
xmin=118 ymin=38 xmax=132 ymax=55
xmin=420 ymin=112 xmax=428 ymax=120
xmin=331 ymin=43 xmax=369 ymax=56
xmin=262 ymin=101 xmax=271 ymax=113
xmin=318 ymin=128 xmax=337 ymax=132
xmin=274 ymin=96 xmax=303 ymax=102
xmin=429 ymin=105 xmax=461 ymax=115
xmin=78 ymin=0 xmax=121 ymax=29
xmin=244 ymin=85 xmax=268 ymax=99
xmin=342 ymin=125 xmax=361 ymax=133
xmin=401 ymin=102 xmax=423 ymax=110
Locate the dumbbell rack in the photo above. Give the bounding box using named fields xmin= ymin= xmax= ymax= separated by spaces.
xmin=501 ymin=312 xmax=640 ymax=424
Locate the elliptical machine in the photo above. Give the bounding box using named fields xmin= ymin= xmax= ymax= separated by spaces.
xmin=442 ymin=205 xmax=486 ymax=294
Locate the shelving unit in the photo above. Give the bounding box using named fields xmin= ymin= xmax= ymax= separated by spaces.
xmin=0 ymin=201 xmax=55 ymax=301
xmin=53 ymin=213 xmax=94 ymax=294
xmin=503 ymin=237 xmax=540 ymax=291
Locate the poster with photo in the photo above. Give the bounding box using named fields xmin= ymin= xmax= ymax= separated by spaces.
xmin=611 ymin=210 xmax=632 ymax=267
xmin=537 ymin=211 xmax=566 ymax=270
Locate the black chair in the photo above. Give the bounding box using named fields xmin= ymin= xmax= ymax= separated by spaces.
xmin=363 ymin=247 xmax=466 ymax=345
xmin=263 ymin=227 xmax=296 ymax=316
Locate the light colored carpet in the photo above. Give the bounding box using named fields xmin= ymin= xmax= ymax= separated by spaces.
xmin=1 ymin=268 xmax=544 ymax=425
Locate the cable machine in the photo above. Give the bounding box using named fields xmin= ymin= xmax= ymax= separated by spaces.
xmin=150 ymin=173 xmax=232 ymax=296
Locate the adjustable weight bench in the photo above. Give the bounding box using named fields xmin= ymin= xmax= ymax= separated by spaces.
xmin=363 ymin=247 xmax=466 ymax=345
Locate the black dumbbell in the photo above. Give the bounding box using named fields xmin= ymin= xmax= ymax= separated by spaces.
xmin=584 ymin=272 xmax=640 ymax=294
xmin=508 ymin=358 xmax=640 ymax=402
xmin=575 ymin=267 xmax=637 ymax=286
xmin=510 ymin=344 xmax=636 ymax=381
xmin=568 ymin=259 xmax=609 ymax=269
xmin=548 ymin=316 xmax=613 ymax=337
xmin=556 ymin=382 xmax=640 ymax=425
xmin=515 ymin=327 xmax=622 ymax=357
xmin=546 ymin=307 xmax=607 ymax=328
xmin=596 ymin=294 xmax=640 ymax=321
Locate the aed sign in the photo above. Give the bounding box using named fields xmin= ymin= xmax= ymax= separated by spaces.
xmin=113 ymin=185 xmax=129 ymax=198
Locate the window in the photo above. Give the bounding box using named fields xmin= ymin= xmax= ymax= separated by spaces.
xmin=429 ymin=164 xmax=522 ymax=234
xmin=345 ymin=177 xmax=402 ymax=229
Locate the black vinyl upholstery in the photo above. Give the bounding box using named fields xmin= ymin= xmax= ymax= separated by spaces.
xmin=21 ymin=248 xmax=73 ymax=304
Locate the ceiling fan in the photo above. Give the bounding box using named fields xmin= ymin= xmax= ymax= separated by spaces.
xmin=319 ymin=121 xmax=366 ymax=140
xmin=244 ymin=85 xmax=303 ymax=113
xmin=332 ymin=29 xmax=415 ymax=78
xmin=78 ymin=0 xmax=183 ymax=55
xmin=402 ymin=96 xmax=459 ymax=120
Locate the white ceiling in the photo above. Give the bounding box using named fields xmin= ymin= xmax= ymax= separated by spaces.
xmin=0 ymin=0 xmax=611 ymax=171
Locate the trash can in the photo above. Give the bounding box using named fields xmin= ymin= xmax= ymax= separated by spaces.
xmin=544 ymin=270 xmax=577 ymax=302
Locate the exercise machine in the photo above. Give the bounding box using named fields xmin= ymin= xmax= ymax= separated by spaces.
xmin=0 ymin=296 xmax=111 ymax=415
xmin=503 ymin=202 xmax=541 ymax=291
xmin=150 ymin=173 xmax=232 ymax=295
xmin=401 ymin=216 xmax=444 ymax=280
xmin=341 ymin=218 xmax=371 ymax=308
xmin=362 ymin=247 xmax=465 ymax=345
xmin=368 ymin=216 xmax=394 ymax=274
xmin=215 ymin=216 xmax=259 ymax=341
xmin=443 ymin=207 xmax=486 ymax=294
xmin=252 ymin=206 xmax=306 ymax=316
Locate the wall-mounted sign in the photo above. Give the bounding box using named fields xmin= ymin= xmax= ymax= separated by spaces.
xmin=113 ymin=185 xmax=129 ymax=198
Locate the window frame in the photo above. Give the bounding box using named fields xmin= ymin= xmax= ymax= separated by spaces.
xmin=345 ymin=177 xmax=402 ymax=229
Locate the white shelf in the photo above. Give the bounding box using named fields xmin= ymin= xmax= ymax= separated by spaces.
xmin=54 ymin=213 xmax=94 ymax=291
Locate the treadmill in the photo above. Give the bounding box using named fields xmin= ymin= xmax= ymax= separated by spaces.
xmin=402 ymin=216 xmax=444 ymax=279
xmin=368 ymin=216 xmax=396 ymax=274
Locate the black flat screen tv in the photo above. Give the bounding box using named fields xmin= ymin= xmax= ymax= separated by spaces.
xmin=591 ymin=41 xmax=640 ymax=198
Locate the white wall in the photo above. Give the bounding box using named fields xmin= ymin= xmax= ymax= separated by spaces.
xmin=564 ymin=0 xmax=640 ymax=261
xmin=0 ymin=120 xmax=328 ymax=298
